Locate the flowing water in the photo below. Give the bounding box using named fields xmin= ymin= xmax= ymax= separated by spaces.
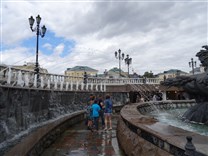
xmin=149 ymin=108 xmax=208 ymax=136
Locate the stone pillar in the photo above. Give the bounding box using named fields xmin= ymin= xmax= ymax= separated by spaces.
xmin=66 ymin=82 xmax=69 ymax=90
xmin=54 ymin=79 xmax=57 ymax=90
xmin=70 ymin=81 xmax=73 ymax=91
xmin=41 ymin=76 xmax=44 ymax=88
xmin=76 ymin=81 xmax=79 ymax=90
xmin=104 ymin=83 xmax=106 ymax=92
xmin=24 ymin=73 xmax=29 ymax=87
xmin=81 ymin=82 xmax=84 ymax=90
xmin=7 ymin=67 xmax=12 ymax=84
xmin=162 ymin=91 xmax=167 ymax=101
xmin=60 ymin=81 xmax=63 ymax=90
xmin=91 ymin=83 xmax=93 ymax=91
xmin=47 ymin=79 xmax=50 ymax=89
xmin=100 ymin=83 xmax=102 ymax=91
xmin=87 ymin=83 xmax=89 ymax=90
xmin=34 ymin=74 xmax=37 ymax=88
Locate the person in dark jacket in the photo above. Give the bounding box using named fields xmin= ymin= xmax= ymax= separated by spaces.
xmin=97 ymin=95 xmax=105 ymax=129
xmin=104 ymin=95 xmax=113 ymax=130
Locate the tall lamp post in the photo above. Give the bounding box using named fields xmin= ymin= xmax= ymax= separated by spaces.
xmin=115 ymin=49 xmax=125 ymax=77
xmin=125 ymin=54 xmax=132 ymax=77
xmin=28 ymin=15 xmax=47 ymax=80
xmin=189 ymin=58 xmax=196 ymax=75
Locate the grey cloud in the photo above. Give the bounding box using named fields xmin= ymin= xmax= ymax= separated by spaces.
xmin=67 ymin=2 xmax=179 ymax=38
xmin=1 ymin=1 xmax=207 ymax=75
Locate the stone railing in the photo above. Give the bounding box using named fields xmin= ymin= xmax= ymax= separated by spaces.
xmin=117 ymin=100 xmax=208 ymax=156
xmin=0 ymin=66 xmax=162 ymax=91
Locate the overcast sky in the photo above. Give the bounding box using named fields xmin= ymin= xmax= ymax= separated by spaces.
xmin=1 ymin=0 xmax=207 ymax=75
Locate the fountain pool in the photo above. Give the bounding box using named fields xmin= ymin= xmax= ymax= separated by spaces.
xmin=149 ymin=108 xmax=208 ymax=136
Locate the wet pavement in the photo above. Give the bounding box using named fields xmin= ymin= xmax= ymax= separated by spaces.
xmin=41 ymin=115 xmax=125 ymax=156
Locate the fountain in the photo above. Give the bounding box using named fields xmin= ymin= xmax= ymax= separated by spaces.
xmin=162 ymin=45 xmax=208 ymax=125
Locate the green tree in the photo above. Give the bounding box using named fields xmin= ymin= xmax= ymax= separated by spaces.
xmin=143 ymin=71 xmax=154 ymax=78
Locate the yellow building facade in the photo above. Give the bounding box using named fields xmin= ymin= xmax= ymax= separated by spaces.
xmin=64 ymin=66 xmax=98 ymax=81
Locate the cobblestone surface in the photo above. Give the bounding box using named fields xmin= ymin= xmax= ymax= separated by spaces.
xmin=41 ymin=115 xmax=125 ymax=156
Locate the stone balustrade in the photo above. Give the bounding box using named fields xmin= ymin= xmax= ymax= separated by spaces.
xmin=0 ymin=66 xmax=162 ymax=91
xmin=117 ymin=100 xmax=208 ymax=156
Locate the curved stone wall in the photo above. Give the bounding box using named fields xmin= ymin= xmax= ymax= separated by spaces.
xmin=0 ymin=85 xmax=128 ymax=155
xmin=5 ymin=111 xmax=85 ymax=156
xmin=4 ymin=105 xmax=124 ymax=156
xmin=117 ymin=100 xmax=208 ymax=156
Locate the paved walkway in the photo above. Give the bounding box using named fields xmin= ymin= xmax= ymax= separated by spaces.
xmin=41 ymin=115 xmax=125 ymax=156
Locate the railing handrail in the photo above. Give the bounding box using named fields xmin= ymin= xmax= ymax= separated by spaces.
xmin=0 ymin=65 xmax=163 ymax=90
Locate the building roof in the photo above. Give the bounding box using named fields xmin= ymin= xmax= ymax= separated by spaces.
xmin=164 ymin=69 xmax=187 ymax=74
xmin=13 ymin=64 xmax=48 ymax=73
xmin=157 ymin=69 xmax=188 ymax=76
xmin=108 ymin=67 xmax=128 ymax=78
xmin=109 ymin=67 xmax=124 ymax=73
xmin=67 ymin=66 xmax=98 ymax=72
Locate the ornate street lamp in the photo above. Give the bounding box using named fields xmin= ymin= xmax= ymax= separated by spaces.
xmin=28 ymin=15 xmax=47 ymax=81
xmin=125 ymin=54 xmax=132 ymax=77
xmin=115 ymin=49 xmax=125 ymax=77
xmin=189 ymin=58 xmax=196 ymax=75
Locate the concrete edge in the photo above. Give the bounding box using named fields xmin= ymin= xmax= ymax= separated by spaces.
xmin=118 ymin=100 xmax=208 ymax=156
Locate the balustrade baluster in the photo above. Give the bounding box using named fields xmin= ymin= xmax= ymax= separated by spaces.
xmin=41 ymin=76 xmax=44 ymax=88
xmin=7 ymin=67 xmax=12 ymax=84
xmin=24 ymin=73 xmax=29 ymax=87
xmin=47 ymin=79 xmax=50 ymax=89
xmin=34 ymin=74 xmax=37 ymax=87
xmin=95 ymin=84 xmax=97 ymax=91
xmin=91 ymin=83 xmax=93 ymax=91
xmin=100 ymin=83 xmax=103 ymax=92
